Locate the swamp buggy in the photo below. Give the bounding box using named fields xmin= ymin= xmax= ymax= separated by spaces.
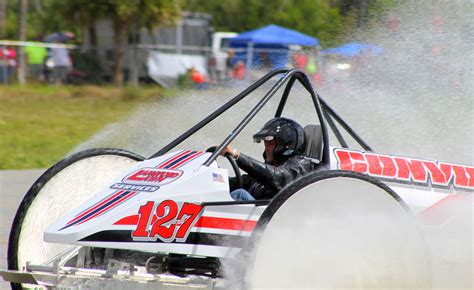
xmin=2 ymin=69 xmax=473 ymax=289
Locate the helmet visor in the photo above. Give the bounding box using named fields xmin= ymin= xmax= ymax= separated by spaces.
xmin=253 ymin=134 xmax=274 ymax=143
xmin=253 ymin=127 xmax=277 ymax=143
xmin=253 ymin=119 xmax=284 ymax=143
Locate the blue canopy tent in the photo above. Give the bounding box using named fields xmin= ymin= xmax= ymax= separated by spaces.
xmin=229 ymin=24 xmax=320 ymax=70
xmin=321 ymin=42 xmax=383 ymax=58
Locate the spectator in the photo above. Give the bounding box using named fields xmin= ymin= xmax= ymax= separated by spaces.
xmin=190 ymin=66 xmax=208 ymax=89
xmin=306 ymin=54 xmax=323 ymax=87
xmin=292 ymin=52 xmax=308 ymax=70
xmin=0 ymin=46 xmax=17 ymax=84
xmin=259 ymin=51 xmax=272 ymax=70
xmin=24 ymin=39 xmax=48 ymax=81
xmin=232 ymin=61 xmax=245 ymax=80
xmin=51 ymin=46 xmax=72 ymax=84
xmin=306 ymin=55 xmax=317 ymax=75
xmin=226 ymin=49 xmax=237 ymax=79
xmin=45 ymin=32 xmax=75 ymax=84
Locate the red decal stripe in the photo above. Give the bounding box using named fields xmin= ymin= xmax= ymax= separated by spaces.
xmin=418 ymin=194 xmax=468 ymax=225
xmin=169 ymin=151 xmax=203 ymax=169
xmin=158 ymin=150 xmax=191 ymax=168
xmin=114 ymin=214 xmax=139 ymax=225
xmin=195 ymin=216 xmax=257 ymax=232
xmin=78 ymin=191 xmax=137 ymax=225
xmin=67 ymin=190 xmax=125 ymax=225
xmin=114 ymin=214 xmax=257 ymax=232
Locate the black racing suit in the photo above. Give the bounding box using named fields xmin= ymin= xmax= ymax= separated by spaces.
xmin=229 ymin=153 xmax=320 ymax=200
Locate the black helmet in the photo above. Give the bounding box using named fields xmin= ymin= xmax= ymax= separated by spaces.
xmin=253 ymin=117 xmax=305 ymax=162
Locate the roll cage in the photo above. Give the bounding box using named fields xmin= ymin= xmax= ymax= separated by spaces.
xmin=151 ymin=69 xmax=372 ymax=164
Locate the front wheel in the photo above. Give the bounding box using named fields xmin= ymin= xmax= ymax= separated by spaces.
xmin=8 ymin=148 xmax=144 ymax=289
xmin=246 ymin=170 xmax=431 ymax=289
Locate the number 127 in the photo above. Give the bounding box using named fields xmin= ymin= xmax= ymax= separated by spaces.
xmin=131 ymin=200 xmax=203 ymax=243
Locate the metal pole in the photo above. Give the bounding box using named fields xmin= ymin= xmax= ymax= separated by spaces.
xmin=204 ymin=69 xmax=331 ymax=166
xmin=323 ymin=109 xmax=348 ymax=148
xmin=319 ymin=98 xmax=372 ymax=151
xmin=129 ymin=24 xmax=139 ymax=86
xmin=176 ymin=20 xmax=183 ymax=55
xmin=150 ymin=69 xmax=288 ymax=158
xmin=246 ymin=41 xmax=253 ymax=79
xmin=204 ymin=72 xmax=290 ymax=166
xmin=17 ymin=0 xmax=27 ymax=84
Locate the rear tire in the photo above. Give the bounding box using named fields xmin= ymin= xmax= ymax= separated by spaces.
xmin=8 ymin=148 xmax=144 ymax=290
xmin=247 ymin=170 xmax=431 ymax=289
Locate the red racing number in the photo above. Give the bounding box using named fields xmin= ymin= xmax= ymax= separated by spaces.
xmin=131 ymin=200 xmax=202 ymax=242
xmin=150 ymin=200 xmax=179 ymax=242
xmin=131 ymin=201 xmax=154 ymax=239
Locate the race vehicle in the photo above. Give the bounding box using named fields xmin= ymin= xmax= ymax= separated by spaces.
xmin=2 ymin=69 xmax=472 ymax=289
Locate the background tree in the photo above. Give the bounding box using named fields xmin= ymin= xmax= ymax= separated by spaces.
xmin=3 ymin=0 xmax=76 ymax=40
xmin=53 ymin=1 xmax=109 ymax=62
xmin=183 ymin=0 xmax=344 ymax=46
xmin=1 ymin=0 xmax=401 ymax=84
xmin=108 ymin=0 xmax=180 ymax=85
xmin=337 ymin=0 xmax=398 ymax=34
xmin=42 ymin=0 xmax=180 ymax=85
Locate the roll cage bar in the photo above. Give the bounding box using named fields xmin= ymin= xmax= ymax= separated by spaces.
xmin=150 ymin=69 xmax=372 ymax=165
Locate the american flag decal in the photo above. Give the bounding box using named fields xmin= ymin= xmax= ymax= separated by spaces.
xmin=212 ymin=173 xmax=224 ymax=182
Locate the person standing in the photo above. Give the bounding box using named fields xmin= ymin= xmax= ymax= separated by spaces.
xmin=0 ymin=46 xmax=16 ymax=83
xmin=190 ymin=66 xmax=208 ymax=89
xmin=51 ymin=46 xmax=72 ymax=84
xmin=45 ymin=32 xmax=75 ymax=84
xmin=24 ymin=39 xmax=48 ymax=81
xmin=225 ymin=49 xmax=236 ymax=79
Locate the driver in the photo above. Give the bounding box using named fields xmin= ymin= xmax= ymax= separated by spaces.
xmin=222 ymin=117 xmax=320 ymax=200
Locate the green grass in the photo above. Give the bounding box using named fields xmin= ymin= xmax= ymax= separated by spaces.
xmin=0 ymin=85 xmax=165 ymax=169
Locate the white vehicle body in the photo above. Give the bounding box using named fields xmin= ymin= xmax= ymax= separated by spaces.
xmin=44 ymin=150 xmax=257 ymax=258
xmin=44 ymin=147 xmax=472 ymax=258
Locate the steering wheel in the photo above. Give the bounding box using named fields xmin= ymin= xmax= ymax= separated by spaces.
xmin=206 ymin=146 xmax=243 ymax=189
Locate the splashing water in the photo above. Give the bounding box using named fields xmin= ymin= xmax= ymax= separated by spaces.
xmin=74 ymin=2 xmax=473 ymax=164
xmin=71 ymin=0 xmax=472 ymax=289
